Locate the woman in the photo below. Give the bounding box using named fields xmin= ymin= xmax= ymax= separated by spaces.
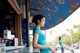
xmin=32 ymin=14 xmax=55 ymax=53
xmin=59 ymin=37 xmax=64 ymax=53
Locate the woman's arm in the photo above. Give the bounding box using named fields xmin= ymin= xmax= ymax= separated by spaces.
xmin=32 ymin=33 xmax=49 ymax=49
xmin=32 ymin=33 xmax=56 ymax=53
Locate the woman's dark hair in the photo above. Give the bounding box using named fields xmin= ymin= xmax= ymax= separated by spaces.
xmin=59 ymin=37 xmax=61 ymax=41
xmin=32 ymin=14 xmax=44 ymax=25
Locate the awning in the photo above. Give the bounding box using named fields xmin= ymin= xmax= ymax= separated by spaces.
xmin=7 ymin=0 xmax=21 ymax=14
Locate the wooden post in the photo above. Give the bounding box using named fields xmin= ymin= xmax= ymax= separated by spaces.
xmin=15 ymin=14 xmax=22 ymax=46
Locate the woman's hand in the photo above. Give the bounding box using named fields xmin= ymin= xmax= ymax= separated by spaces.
xmin=48 ymin=46 xmax=56 ymax=53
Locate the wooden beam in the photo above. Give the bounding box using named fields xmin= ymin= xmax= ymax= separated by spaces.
xmin=15 ymin=15 xmax=22 ymax=46
xmin=7 ymin=0 xmax=21 ymax=14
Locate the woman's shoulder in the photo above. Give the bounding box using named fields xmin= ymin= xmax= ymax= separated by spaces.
xmin=33 ymin=27 xmax=40 ymax=31
xmin=33 ymin=27 xmax=38 ymax=30
xmin=33 ymin=27 xmax=40 ymax=34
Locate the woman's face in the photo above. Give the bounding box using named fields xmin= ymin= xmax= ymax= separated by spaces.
xmin=39 ymin=17 xmax=45 ymax=27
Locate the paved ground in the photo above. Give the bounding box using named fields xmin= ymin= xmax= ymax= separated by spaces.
xmin=57 ymin=49 xmax=80 ymax=53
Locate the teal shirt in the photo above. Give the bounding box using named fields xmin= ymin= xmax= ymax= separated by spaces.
xmin=33 ymin=27 xmax=51 ymax=53
xmin=59 ymin=40 xmax=64 ymax=48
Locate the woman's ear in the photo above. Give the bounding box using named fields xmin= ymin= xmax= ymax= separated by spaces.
xmin=38 ymin=19 xmax=40 ymax=24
